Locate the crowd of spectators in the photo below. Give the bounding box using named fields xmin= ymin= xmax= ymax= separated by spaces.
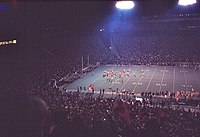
xmin=2 ymin=88 xmax=200 ymax=137
xmin=69 ymin=29 xmax=200 ymax=68
xmin=109 ymin=15 xmax=200 ymax=32
xmin=1 ymin=16 xmax=200 ymax=137
xmin=111 ymin=33 xmax=200 ymax=66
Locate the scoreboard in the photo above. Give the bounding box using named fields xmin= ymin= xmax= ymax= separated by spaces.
xmin=0 ymin=39 xmax=17 ymax=46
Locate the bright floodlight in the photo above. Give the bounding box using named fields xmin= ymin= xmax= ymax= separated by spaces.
xmin=116 ymin=1 xmax=134 ymax=10
xmin=178 ymin=0 xmax=197 ymax=6
xmin=13 ymin=39 xmax=17 ymax=43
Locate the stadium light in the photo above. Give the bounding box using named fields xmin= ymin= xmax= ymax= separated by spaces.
xmin=178 ymin=0 xmax=197 ymax=6
xmin=115 ymin=1 xmax=134 ymax=10
xmin=0 ymin=39 xmax=17 ymax=46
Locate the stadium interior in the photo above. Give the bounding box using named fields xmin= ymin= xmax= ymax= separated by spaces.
xmin=1 ymin=0 xmax=200 ymax=137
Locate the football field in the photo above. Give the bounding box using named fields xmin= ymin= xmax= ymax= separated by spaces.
xmin=63 ymin=65 xmax=200 ymax=95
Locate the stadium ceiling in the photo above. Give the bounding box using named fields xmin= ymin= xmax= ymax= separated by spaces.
xmin=1 ymin=1 xmax=200 ymax=17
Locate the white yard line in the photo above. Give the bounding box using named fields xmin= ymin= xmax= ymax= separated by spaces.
xmin=90 ymin=72 xmax=105 ymax=84
xmin=146 ymin=67 xmax=157 ymax=91
xmin=132 ymin=67 xmax=149 ymax=91
xmin=119 ymin=65 xmax=142 ymax=91
xmin=159 ymin=66 xmax=166 ymax=92
xmin=92 ymin=66 xmax=115 ymax=83
xmin=173 ymin=67 xmax=175 ymax=92
xmin=183 ymin=68 xmax=188 ymax=91
xmin=96 ymin=67 xmax=129 ymax=90
xmin=77 ymin=66 xmax=105 ymax=87
xmin=96 ymin=81 xmax=107 ymax=89
xmin=193 ymin=69 xmax=200 ymax=90
xmin=108 ymin=68 xmax=127 ymax=89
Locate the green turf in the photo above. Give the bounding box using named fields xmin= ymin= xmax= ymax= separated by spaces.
xmin=64 ymin=65 xmax=200 ymax=94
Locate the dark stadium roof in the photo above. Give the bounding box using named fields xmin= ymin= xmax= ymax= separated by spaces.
xmin=1 ymin=0 xmax=200 ymax=49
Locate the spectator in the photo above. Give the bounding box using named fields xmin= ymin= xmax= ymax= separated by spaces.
xmin=0 ymin=92 xmax=50 ymax=137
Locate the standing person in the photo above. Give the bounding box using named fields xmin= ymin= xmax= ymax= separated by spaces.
xmin=83 ymin=86 xmax=86 ymax=91
xmin=111 ymin=76 xmax=114 ymax=83
xmin=133 ymin=72 xmax=136 ymax=77
xmin=103 ymin=89 xmax=105 ymax=95
xmin=92 ymin=88 xmax=95 ymax=94
xmin=77 ymin=86 xmax=79 ymax=92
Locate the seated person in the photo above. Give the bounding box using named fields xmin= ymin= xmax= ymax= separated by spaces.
xmin=0 ymin=91 xmax=51 ymax=137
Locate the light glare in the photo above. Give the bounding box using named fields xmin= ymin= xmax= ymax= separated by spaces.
xmin=116 ymin=1 xmax=134 ymax=10
xmin=178 ymin=0 xmax=197 ymax=6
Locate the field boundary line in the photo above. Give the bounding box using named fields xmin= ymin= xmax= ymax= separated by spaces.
xmin=146 ymin=67 xmax=157 ymax=91
xmin=132 ymin=67 xmax=149 ymax=91
xmin=96 ymin=67 xmax=123 ymax=90
xmin=119 ymin=65 xmax=142 ymax=91
xmin=159 ymin=66 xmax=166 ymax=92
xmin=183 ymin=68 xmax=188 ymax=91
xmin=193 ymin=69 xmax=200 ymax=90
xmin=173 ymin=67 xmax=175 ymax=92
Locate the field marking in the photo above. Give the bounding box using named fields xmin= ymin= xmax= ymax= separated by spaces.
xmin=183 ymin=68 xmax=188 ymax=91
xmin=108 ymin=67 xmax=130 ymax=89
xmin=79 ymin=67 xmax=108 ymax=88
xmin=173 ymin=67 xmax=175 ymax=92
xmin=119 ymin=66 xmax=142 ymax=91
xmin=96 ymin=81 xmax=107 ymax=89
xmin=159 ymin=66 xmax=166 ymax=92
xmin=65 ymin=65 xmax=199 ymax=93
xmin=96 ymin=67 xmax=123 ymax=90
xmin=90 ymin=69 xmax=107 ymax=83
xmin=81 ymin=68 xmax=111 ymax=86
xmin=132 ymin=67 xmax=149 ymax=91
xmin=193 ymin=69 xmax=200 ymax=90
xmin=146 ymin=67 xmax=157 ymax=91
xmin=63 ymin=69 xmax=102 ymax=89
